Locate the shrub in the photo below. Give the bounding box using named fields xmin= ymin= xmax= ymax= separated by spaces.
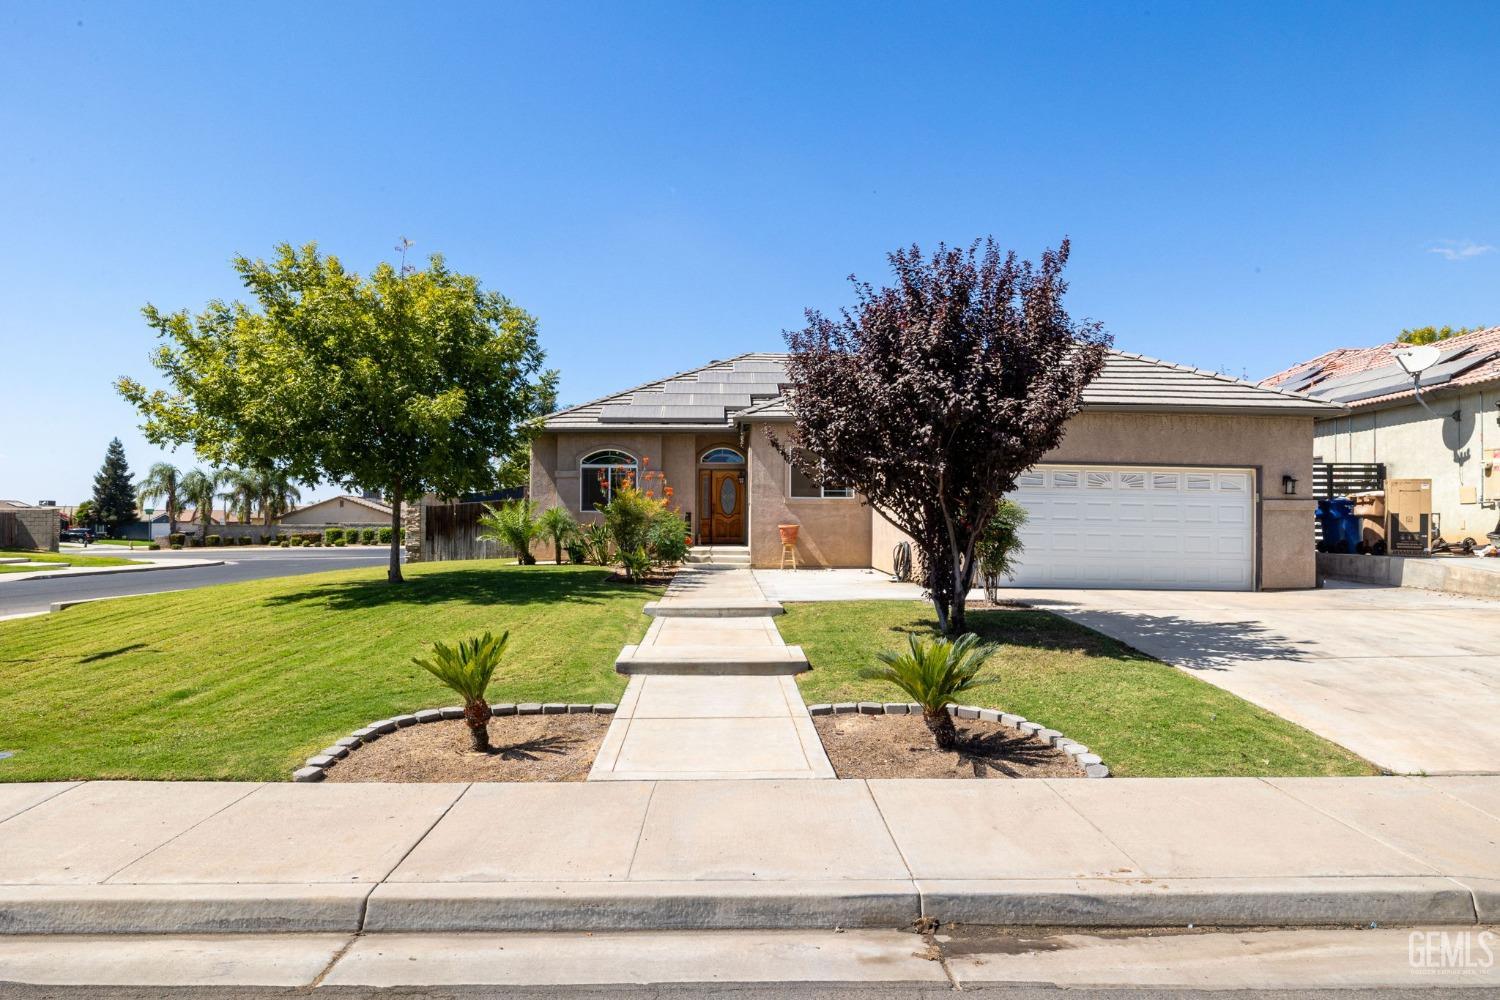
xmin=258 ymin=533 xmax=272 ymax=545
xmin=334 ymin=538 xmax=347 ymax=547
xmin=478 ymin=500 xmax=540 ymax=565
xmin=861 ymin=633 xmax=996 ymax=750
xmin=566 ymin=544 xmax=586 ymax=565
xmin=324 ymin=528 xmax=345 ymax=545
xmin=578 ymin=523 xmax=612 ymax=566
xmin=170 ymin=542 xmax=183 ymax=550
xmin=377 ymin=526 xmax=394 ymax=544
xmin=168 ymin=533 xmax=186 ymax=547
xmin=411 ymin=631 xmax=510 ymax=752
xmin=647 ymin=509 xmax=689 ymax=566
xmin=289 ymin=537 xmax=302 ymax=546
xmin=279 ymin=539 xmax=291 ymax=547
xmin=977 ymin=499 xmax=1028 ymax=602
xmin=298 ymin=532 xmax=320 ymax=545
xmin=237 ymin=536 xmax=252 ymax=546
xmin=148 ymin=541 xmax=161 ymax=550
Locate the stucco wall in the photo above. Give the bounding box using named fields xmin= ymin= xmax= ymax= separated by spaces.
xmin=746 ymin=423 xmax=872 ymax=568
xmin=1313 ymin=388 xmax=1499 ymax=541
xmin=529 ymin=431 xmax=734 ymax=526
xmin=278 ymin=498 xmax=390 ymax=526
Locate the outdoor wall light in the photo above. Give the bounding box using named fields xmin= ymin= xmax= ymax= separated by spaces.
xmin=1282 ymin=474 xmax=1298 ymax=496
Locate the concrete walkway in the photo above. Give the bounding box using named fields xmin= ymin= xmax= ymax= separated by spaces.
xmin=2 ymin=776 xmax=1498 ymax=934
xmin=591 ymin=566 xmax=833 ymax=780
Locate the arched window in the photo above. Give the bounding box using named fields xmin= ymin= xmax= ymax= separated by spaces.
xmin=699 ymin=447 xmax=745 ymax=465
xmin=580 ymin=450 xmax=638 ymax=510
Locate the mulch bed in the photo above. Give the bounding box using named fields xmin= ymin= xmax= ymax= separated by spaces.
xmin=813 ymin=714 xmax=1084 ymax=779
xmin=323 ymin=715 xmax=612 ymax=782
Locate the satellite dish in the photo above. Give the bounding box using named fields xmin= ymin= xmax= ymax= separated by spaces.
xmin=1392 ymin=344 xmax=1441 ymax=375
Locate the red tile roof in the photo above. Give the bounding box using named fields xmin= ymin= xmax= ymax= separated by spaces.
xmin=1261 ymin=326 xmax=1500 ymax=409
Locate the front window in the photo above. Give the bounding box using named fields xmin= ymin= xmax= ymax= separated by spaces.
xmin=788 ymin=450 xmax=853 ymax=499
xmin=700 ymin=447 xmax=745 ymax=464
xmin=581 ymin=449 xmax=638 ymax=510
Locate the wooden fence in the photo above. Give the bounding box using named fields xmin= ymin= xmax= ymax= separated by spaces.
xmin=421 ymin=501 xmax=517 ymax=562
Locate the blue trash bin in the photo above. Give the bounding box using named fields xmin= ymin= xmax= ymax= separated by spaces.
xmin=1316 ymin=497 xmax=1360 ymax=553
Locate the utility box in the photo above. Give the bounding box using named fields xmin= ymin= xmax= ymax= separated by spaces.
xmin=1387 ymin=478 xmax=1432 ymax=556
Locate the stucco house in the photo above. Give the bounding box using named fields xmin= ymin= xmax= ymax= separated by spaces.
xmin=277 ymin=494 xmax=392 ymax=528
xmin=531 ymin=352 xmax=1337 ymax=590
xmin=1262 ymin=325 xmax=1500 ymax=544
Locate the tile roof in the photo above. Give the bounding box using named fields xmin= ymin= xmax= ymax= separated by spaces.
xmin=1260 ymin=326 xmax=1500 ymax=409
xmin=544 ymin=349 xmax=1336 ymax=431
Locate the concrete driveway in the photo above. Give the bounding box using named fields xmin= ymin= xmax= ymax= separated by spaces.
xmin=1017 ymin=581 xmax=1500 ymax=775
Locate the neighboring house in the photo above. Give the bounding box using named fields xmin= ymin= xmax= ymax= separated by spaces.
xmin=1262 ymin=325 xmax=1500 ymax=544
xmin=531 ymin=352 xmax=1336 ymax=590
xmin=277 ymin=494 xmax=392 ymax=528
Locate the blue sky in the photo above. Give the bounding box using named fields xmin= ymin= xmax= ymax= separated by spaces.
xmin=2 ymin=1 xmax=1497 ymax=505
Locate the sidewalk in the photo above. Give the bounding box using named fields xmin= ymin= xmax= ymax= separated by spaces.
xmin=1 ymin=775 xmax=1497 ymax=934
xmin=591 ymin=565 xmax=833 ymax=780
xmin=0 ymin=556 xmax=225 ymax=586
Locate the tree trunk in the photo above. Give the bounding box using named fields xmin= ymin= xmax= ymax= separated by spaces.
xmin=923 ymin=707 xmax=958 ymax=750
xmin=554 ymin=533 xmax=563 ymax=565
xmin=464 ymin=698 xmax=491 ymax=752
xmin=388 ymin=484 xmax=405 ymax=584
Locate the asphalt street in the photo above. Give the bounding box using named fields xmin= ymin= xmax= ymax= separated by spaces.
xmin=0 ymin=547 xmax=391 ymax=617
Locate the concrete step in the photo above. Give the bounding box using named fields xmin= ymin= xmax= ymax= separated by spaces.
xmin=644 ymin=599 xmax=783 ymax=618
xmin=685 ymin=547 xmax=751 ymax=566
xmin=615 ymin=644 xmax=810 ymax=675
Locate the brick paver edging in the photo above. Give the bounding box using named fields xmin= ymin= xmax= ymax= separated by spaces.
xmin=292 ymin=703 xmax=619 ymax=782
xmin=805 ymin=702 xmax=1110 ymax=778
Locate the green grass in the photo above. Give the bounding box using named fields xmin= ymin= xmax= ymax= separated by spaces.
xmin=0 ymin=562 xmax=660 ymax=781
xmin=0 ymin=549 xmax=135 ymax=570
xmin=87 ymin=539 xmax=154 ymax=549
xmin=779 ymin=600 xmax=1378 ymax=778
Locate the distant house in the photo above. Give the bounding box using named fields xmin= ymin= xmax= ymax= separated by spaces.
xmin=277 ymin=494 xmax=391 ymax=528
xmin=1262 ymin=325 xmax=1500 ymax=544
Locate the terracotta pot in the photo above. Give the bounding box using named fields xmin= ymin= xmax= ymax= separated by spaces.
xmin=778 ymin=523 xmax=799 ymax=545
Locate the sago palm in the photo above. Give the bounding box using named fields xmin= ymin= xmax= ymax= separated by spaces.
xmin=412 ymin=631 xmax=509 ymax=752
xmin=478 ymin=499 xmax=541 ymax=564
xmin=536 ymin=505 xmax=577 ymax=564
xmin=861 ymin=633 xmax=996 ymax=750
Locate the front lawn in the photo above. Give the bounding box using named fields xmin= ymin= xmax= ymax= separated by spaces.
xmin=779 ymin=601 xmax=1377 ymax=778
xmin=0 ymin=562 xmax=660 ymax=781
xmin=0 ymin=549 xmax=136 ymax=573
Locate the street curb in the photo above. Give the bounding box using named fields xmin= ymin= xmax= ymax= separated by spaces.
xmin=294 ymin=703 xmax=621 ymax=781
xmin=0 ymin=883 xmax=371 ymax=934
xmin=805 ymin=702 xmax=1111 ymax=778
xmin=1 ymin=558 xmax=227 ymax=588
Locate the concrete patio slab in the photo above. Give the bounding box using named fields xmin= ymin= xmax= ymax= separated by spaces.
xmin=0 ymin=781 xmax=254 ymax=885
xmin=325 ymin=929 xmax=946 ymax=986
xmin=0 ymin=782 xmax=78 ymax=823
xmin=919 ymin=876 xmax=1479 ymax=927
xmin=945 ymin=926 xmax=1500 ymax=989
xmin=1049 ymin=778 xmax=1435 ymax=877
xmin=0 ymin=882 xmax=371 ymax=934
xmin=1270 ymin=776 xmax=1500 ymax=878
xmin=108 ymin=782 xmax=466 ymax=884
xmin=387 ymin=782 xmax=650 ymax=883
xmin=610 ymin=717 xmax=817 ymax=776
xmin=630 ymin=674 xmax=797 ymax=718
xmin=363 ymin=879 xmax=920 ymax=931
xmin=0 ymin=932 xmax=352 ymax=987
xmin=868 ymin=780 xmax=1141 ymax=879
xmin=629 ymin=780 xmax=910 ymax=881
xmin=1429 ymin=775 xmax=1500 ymax=820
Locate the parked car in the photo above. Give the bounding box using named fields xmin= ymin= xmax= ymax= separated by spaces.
xmin=59 ymin=527 xmax=94 ymax=543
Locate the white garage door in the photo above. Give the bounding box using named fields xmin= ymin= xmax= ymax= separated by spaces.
xmin=1005 ymin=465 xmax=1254 ymax=590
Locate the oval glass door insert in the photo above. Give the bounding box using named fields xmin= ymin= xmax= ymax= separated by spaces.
xmin=719 ymin=477 xmax=738 ymax=515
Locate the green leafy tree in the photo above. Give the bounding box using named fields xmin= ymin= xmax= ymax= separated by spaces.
xmin=478 ymin=499 xmax=541 ymax=564
xmin=118 ymin=242 xmax=558 ymax=583
xmin=862 ymin=633 xmax=996 ymax=750
xmin=536 ymin=505 xmax=577 ymax=564
xmin=179 ymin=468 xmax=222 ymax=541
xmin=412 ymin=632 xmax=509 ymax=752
xmin=976 ymin=498 xmax=1028 ymax=602
xmin=136 ymin=462 xmax=183 ymax=534
xmin=1397 ymin=324 xmax=1488 ymax=345
xmin=91 ymin=438 xmax=137 ymax=536
xmin=71 ymin=499 xmax=95 ymax=530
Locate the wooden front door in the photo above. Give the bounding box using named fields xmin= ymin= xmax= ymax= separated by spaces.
xmin=698 ymin=468 xmax=746 ymax=544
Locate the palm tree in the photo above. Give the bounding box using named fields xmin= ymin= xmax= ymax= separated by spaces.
xmin=221 ymin=468 xmax=258 ymax=525
xmin=536 ymin=506 xmax=578 ymax=564
xmin=136 ymin=462 xmax=183 ymax=535
xmin=478 ymin=499 xmax=541 ymax=565
xmin=179 ymin=468 xmax=223 ymax=542
xmin=259 ymin=469 xmax=302 ymax=525
xmin=861 ymin=633 xmax=996 ymax=750
xmin=412 ymin=631 xmax=509 ymax=752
